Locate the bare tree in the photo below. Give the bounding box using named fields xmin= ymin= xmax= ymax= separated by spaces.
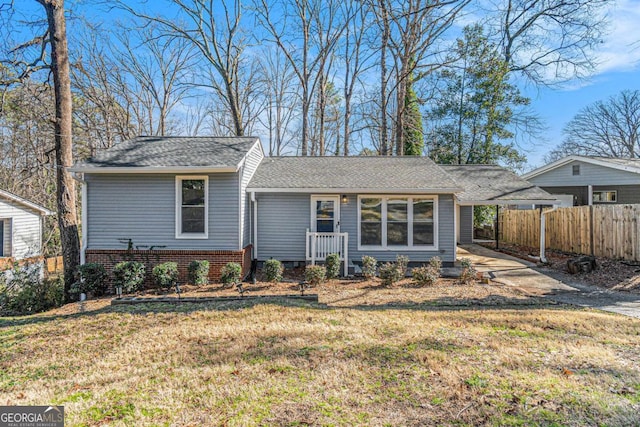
xmin=547 ymin=90 xmax=640 ymax=161
xmin=114 ymin=25 xmax=195 ymax=136
xmin=254 ymin=0 xmax=346 ymax=156
xmin=117 ymin=0 xmax=251 ymax=136
xmin=491 ymin=0 xmax=612 ymax=84
xmin=257 ymin=47 xmax=298 ymax=156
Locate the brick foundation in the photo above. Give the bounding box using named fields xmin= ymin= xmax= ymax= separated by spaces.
xmin=85 ymin=245 xmax=253 ymax=288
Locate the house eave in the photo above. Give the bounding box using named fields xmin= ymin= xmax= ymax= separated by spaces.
xmin=0 ymin=189 xmax=54 ymax=216
xmin=522 ymin=155 xmax=640 ymax=180
xmin=456 ymin=199 xmax=562 ymax=206
xmin=68 ymin=166 xmax=239 ymax=174
xmin=247 ymin=187 xmax=463 ymax=194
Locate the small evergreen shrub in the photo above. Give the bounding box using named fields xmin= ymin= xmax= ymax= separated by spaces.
xmin=325 ymin=253 xmax=341 ymax=279
xmin=412 ymin=265 xmax=439 ymax=286
xmin=1 ymin=265 xmax=64 ymax=315
xmin=152 ymin=262 xmax=179 ymax=291
xmin=220 ymin=262 xmax=242 ymax=287
xmin=188 ymin=260 xmax=210 ymax=286
xmin=264 ymin=259 xmax=284 ymax=283
xmin=305 ymin=265 xmax=326 ymax=286
xmin=379 ymin=262 xmax=403 ymax=286
xmin=429 ymin=256 xmax=443 ymax=272
xmin=113 ymin=261 xmax=145 ymax=293
xmin=459 ymin=258 xmax=477 ymax=285
xmin=361 ymin=255 xmax=377 ymax=279
xmin=395 ymin=255 xmax=409 ymax=276
xmin=74 ymin=263 xmax=108 ymax=298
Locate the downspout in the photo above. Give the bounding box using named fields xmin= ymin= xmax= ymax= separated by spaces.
xmin=539 ymin=205 xmax=559 ymax=264
xmin=72 ymin=172 xmax=87 ymax=265
xmin=251 ymin=191 xmax=258 ymax=261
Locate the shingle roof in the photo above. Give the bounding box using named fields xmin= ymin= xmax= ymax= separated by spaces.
xmin=441 ymin=164 xmax=557 ymax=203
xmin=248 ymin=156 xmax=462 ymax=192
xmin=71 ymin=136 xmax=258 ymax=171
xmin=522 ymin=155 xmax=640 ymax=180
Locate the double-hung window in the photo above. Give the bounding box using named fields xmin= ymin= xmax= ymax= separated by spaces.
xmin=176 ymin=176 xmax=208 ymax=239
xmin=358 ymin=196 xmax=437 ymax=249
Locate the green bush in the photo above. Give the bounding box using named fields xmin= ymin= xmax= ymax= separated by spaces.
xmin=220 ymin=262 xmax=242 ymax=287
xmin=305 ymin=265 xmax=326 ymax=286
xmin=395 ymin=255 xmax=409 ymax=276
xmin=73 ymin=263 xmax=108 ymax=298
xmin=325 ymin=253 xmax=341 ymax=279
xmin=379 ymin=262 xmax=403 ymax=286
xmin=0 ymin=265 xmax=64 ymax=315
xmin=412 ymin=265 xmax=439 ymax=286
xmin=188 ymin=260 xmax=210 ymax=286
xmin=263 ymin=259 xmax=284 ymax=283
xmin=113 ymin=261 xmax=145 ymax=294
xmin=361 ymin=255 xmax=377 ymax=279
xmin=459 ymin=258 xmax=477 ymax=285
xmin=152 ymin=262 xmax=179 ymax=291
xmin=429 ymin=256 xmax=443 ymax=272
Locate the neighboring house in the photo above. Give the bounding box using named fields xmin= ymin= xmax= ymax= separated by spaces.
xmin=522 ymin=156 xmax=640 ymax=206
xmin=71 ymin=136 xmax=555 ymax=280
xmin=0 ymin=190 xmax=53 ymax=263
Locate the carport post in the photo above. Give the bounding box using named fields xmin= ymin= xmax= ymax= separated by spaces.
xmin=494 ymin=205 xmax=499 ymax=250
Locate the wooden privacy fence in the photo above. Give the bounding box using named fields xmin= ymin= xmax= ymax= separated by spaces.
xmin=499 ymin=204 xmax=640 ymax=262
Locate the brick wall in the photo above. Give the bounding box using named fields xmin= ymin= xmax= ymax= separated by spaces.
xmin=86 ymin=245 xmax=253 ymax=288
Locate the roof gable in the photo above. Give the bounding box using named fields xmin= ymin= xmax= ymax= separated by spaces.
xmin=440 ymin=165 xmax=556 ymax=204
xmin=71 ymin=136 xmax=261 ymax=173
xmin=522 ymin=155 xmax=640 ymax=180
xmin=0 ymin=190 xmax=53 ymax=215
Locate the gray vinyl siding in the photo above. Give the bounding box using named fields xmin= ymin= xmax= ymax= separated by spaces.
xmin=529 ymin=160 xmax=640 ymax=187
xmin=241 ymin=143 xmax=264 ymax=249
xmin=256 ymin=193 xmax=309 ymax=260
xmin=0 ymin=200 xmax=42 ymax=259
xmin=540 ymin=184 xmax=640 ymax=205
xmin=86 ymin=173 xmax=240 ymax=250
xmin=459 ymin=205 xmax=473 ymax=244
xmin=255 ymin=193 xmax=456 ymax=263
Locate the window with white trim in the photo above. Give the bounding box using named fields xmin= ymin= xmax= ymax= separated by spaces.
xmin=358 ymin=196 xmax=437 ymax=249
xmin=176 ymin=176 xmax=208 ymax=238
xmin=592 ymin=190 xmax=617 ymax=203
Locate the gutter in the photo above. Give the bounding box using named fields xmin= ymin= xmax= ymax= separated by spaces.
xmin=72 ymin=172 xmax=88 ymax=265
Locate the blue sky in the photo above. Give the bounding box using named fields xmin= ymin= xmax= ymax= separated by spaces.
xmin=11 ymin=0 xmax=640 ymax=169
xmin=521 ymin=0 xmax=640 ymax=169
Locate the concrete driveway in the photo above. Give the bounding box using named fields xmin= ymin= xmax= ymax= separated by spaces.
xmin=459 ymin=244 xmax=640 ymax=319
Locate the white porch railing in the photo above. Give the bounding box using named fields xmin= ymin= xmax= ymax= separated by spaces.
xmin=305 ymin=230 xmax=349 ymax=276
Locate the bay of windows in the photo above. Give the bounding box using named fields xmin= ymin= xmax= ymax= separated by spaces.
xmin=359 ymin=196 xmax=436 ymax=249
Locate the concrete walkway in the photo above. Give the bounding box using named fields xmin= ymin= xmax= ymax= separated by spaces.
xmin=459 ymin=244 xmax=640 ymax=319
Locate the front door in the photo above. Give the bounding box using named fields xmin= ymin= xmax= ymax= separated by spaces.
xmin=311 ymin=196 xmax=340 ymax=233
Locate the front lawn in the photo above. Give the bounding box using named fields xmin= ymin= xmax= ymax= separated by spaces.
xmin=1 ymin=294 xmax=639 ymax=426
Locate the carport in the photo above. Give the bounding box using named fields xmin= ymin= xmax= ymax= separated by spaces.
xmin=439 ymin=165 xmax=561 ymax=261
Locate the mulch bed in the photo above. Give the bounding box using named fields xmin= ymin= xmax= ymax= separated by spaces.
xmin=480 ymin=242 xmax=640 ymax=294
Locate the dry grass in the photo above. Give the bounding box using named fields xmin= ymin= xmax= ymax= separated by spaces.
xmin=1 ymin=287 xmax=640 ymax=426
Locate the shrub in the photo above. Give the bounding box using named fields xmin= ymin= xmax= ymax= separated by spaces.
xmin=412 ymin=265 xmax=439 ymax=286
xmin=305 ymin=265 xmax=326 ymax=286
xmin=74 ymin=263 xmax=108 ymax=298
xmin=264 ymin=259 xmax=284 ymax=283
xmin=113 ymin=261 xmax=145 ymax=293
xmin=396 ymin=255 xmax=409 ymax=276
xmin=1 ymin=265 xmax=64 ymax=315
xmin=152 ymin=262 xmax=179 ymax=291
xmin=188 ymin=260 xmax=210 ymax=286
xmin=361 ymin=255 xmax=377 ymax=279
xmin=220 ymin=262 xmax=242 ymax=287
xmin=459 ymin=258 xmax=477 ymax=285
xmin=379 ymin=262 xmax=403 ymax=286
xmin=325 ymin=253 xmax=341 ymax=279
xmin=429 ymin=256 xmax=443 ymax=273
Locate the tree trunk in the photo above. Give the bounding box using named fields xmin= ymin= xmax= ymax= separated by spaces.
xmin=40 ymin=0 xmax=80 ymax=302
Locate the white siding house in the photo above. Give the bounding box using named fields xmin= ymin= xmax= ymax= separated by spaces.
xmin=0 ymin=190 xmax=53 ymax=261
